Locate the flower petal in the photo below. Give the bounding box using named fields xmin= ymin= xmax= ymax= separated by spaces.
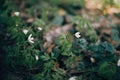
xmin=28 ymin=34 xmax=34 ymax=43
xmin=23 ymin=29 xmax=28 ymax=34
xmin=14 ymin=12 xmax=20 ymax=16
xmin=75 ymin=32 xmax=81 ymax=38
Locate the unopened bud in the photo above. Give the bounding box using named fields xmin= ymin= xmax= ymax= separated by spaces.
xmin=90 ymin=57 xmax=95 ymax=63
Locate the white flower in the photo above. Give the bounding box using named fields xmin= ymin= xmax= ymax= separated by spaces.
xmin=16 ymin=24 xmax=18 ymax=26
xmin=75 ymin=32 xmax=81 ymax=38
xmin=37 ymin=27 xmax=42 ymax=31
xmin=22 ymin=29 xmax=28 ymax=34
xmin=14 ymin=12 xmax=20 ymax=16
xmin=90 ymin=57 xmax=95 ymax=63
xmin=117 ymin=59 xmax=120 ymax=67
xmin=69 ymin=76 xmax=76 ymax=80
xmin=28 ymin=34 xmax=34 ymax=43
xmin=35 ymin=55 xmax=39 ymax=60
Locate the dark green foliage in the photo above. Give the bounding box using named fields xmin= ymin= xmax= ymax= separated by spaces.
xmin=1 ymin=0 xmax=120 ymax=80
xmin=98 ymin=62 xmax=117 ymax=80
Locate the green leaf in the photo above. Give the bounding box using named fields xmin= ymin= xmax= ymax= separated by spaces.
xmin=98 ymin=62 xmax=117 ymax=80
xmin=111 ymin=29 xmax=119 ymax=41
xmin=51 ymin=16 xmax=63 ymax=26
xmin=41 ymin=53 xmax=51 ymax=61
xmin=76 ymin=38 xmax=87 ymax=50
xmin=101 ymin=42 xmax=115 ymax=53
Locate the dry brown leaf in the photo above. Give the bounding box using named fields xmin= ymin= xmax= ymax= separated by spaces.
xmin=47 ymin=44 xmax=55 ymax=53
xmin=101 ymin=28 xmax=111 ymax=34
xmin=85 ymin=0 xmax=103 ymax=10
xmin=58 ymin=9 xmax=66 ymax=16
xmin=54 ymin=62 xmax=60 ymax=69
xmin=103 ymin=5 xmax=120 ymax=15
xmin=44 ymin=24 xmax=72 ymax=48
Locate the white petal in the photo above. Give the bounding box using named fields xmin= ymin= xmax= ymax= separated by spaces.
xmin=37 ymin=27 xmax=42 ymax=31
xmin=23 ymin=29 xmax=28 ymax=34
xmin=90 ymin=57 xmax=95 ymax=63
xmin=14 ymin=12 xmax=20 ymax=16
xmin=16 ymin=24 xmax=18 ymax=26
xmin=69 ymin=76 xmax=76 ymax=80
xmin=28 ymin=39 xmax=34 ymax=43
xmin=35 ymin=55 xmax=39 ymax=60
xmin=75 ymin=32 xmax=81 ymax=38
xmin=31 ymin=37 xmax=34 ymax=40
xmin=28 ymin=34 xmax=34 ymax=43
xmin=117 ymin=59 xmax=120 ymax=67
xmin=28 ymin=34 xmax=32 ymax=39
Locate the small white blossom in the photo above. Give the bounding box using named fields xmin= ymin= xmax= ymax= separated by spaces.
xmin=69 ymin=76 xmax=76 ymax=80
xmin=16 ymin=24 xmax=18 ymax=26
xmin=22 ymin=29 xmax=29 ymax=34
xmin=75 ymin=32 xmax=81 ymax=38
xmin=90 ymin=57 xmax=95 ymax=63
xmin=117 ymin=59 xmax=120 ymax=67
xmin=35 ymin=55 xmax=39 ymax=60
xmin=114 ymin=0 xmax=120 ymax=4
xmin=14 ymin=12 xmax=20 ymax=16
xmin=37 ymin=27 xmax=42 ymax=31
xmin=28 ymin=34 xmax=34 ymax=43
